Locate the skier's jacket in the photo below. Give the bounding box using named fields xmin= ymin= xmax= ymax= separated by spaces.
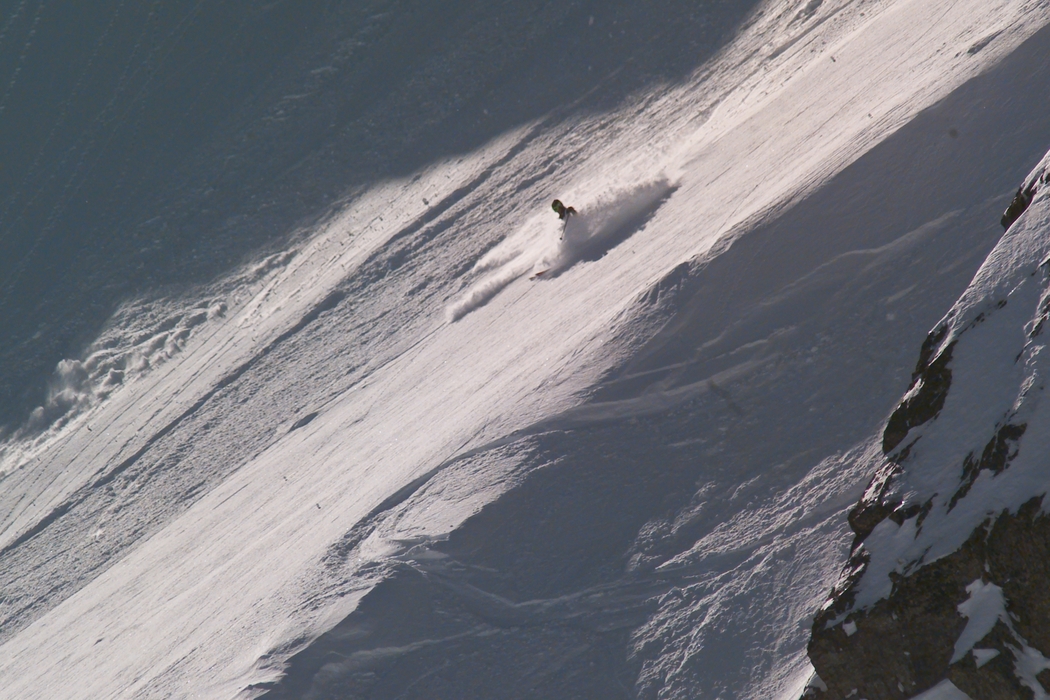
xmin=551 ymin=199 xmax=577 ymax=220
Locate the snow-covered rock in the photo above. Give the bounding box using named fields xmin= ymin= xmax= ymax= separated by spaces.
xmin=807 ymin=150 xmax=1050 ymax=699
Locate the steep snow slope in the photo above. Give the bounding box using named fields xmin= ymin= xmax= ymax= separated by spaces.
xmin=0 ymin=0 xmax=762 ymax=432
xmin=1 ymin=0 xmax=1049 ymax=698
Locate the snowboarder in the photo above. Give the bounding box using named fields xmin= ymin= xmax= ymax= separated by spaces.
xmin=551 ymin=199 xmax=577 ymax=220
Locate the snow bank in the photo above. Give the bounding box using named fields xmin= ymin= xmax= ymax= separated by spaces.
xmin=849 ymin=151 xmax=1050 ymax=613
xmin=807 ymin=146 xmax=1050 ymax=698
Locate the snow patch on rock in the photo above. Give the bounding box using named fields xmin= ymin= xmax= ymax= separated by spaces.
xmin=951 ymin=580 xmax=1009 ymax=664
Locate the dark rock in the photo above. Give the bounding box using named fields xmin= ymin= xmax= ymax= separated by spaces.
xmin=883 ymin=327 xmax=954 ymax=454
xmin=807 ymin=527 xmax=979 ymax=700
xmin=848 ymin=461 xmax=902 ymax=544
xmin=1001 ymin=181 xmax=1038 ymax=230
xmin=888 ymin=503 xmax=922 ymax=527
xmin=1001 ymin=162 xmax=1048 ymax=231
xmin=1027 ymin=291 xmax=1050 ymax=338
xmin=806 ymin=499 xmax=1050 ymax=700
xmin=1037 ymin=669 xmax=1050 ymax=694
xmin=949 ymin=423 xmax=1027 ymax=510
xmin=948 ymin=620 xmax=1032 ymax=700
xmin=985 ymin=496 xmax=1050 ymax=652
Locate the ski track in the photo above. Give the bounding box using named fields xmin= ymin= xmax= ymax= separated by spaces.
xmin=1 ymin=0 xmax=1049 ymax=698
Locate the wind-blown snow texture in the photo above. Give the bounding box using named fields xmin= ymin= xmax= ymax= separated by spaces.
xmin=1 ymin=0 xmax=1050 ymax=698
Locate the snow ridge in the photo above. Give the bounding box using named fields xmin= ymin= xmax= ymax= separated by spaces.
xmin=851 ymin=150 xmax=1050 ymax=613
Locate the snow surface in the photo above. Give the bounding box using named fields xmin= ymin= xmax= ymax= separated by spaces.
xmin=911 ymin=680 xmax=974 ymax=700
xmin=951 ymin=580 xmax=1009 ymax=664
xmin=1 ymin=0 xmax=1050 ymax=698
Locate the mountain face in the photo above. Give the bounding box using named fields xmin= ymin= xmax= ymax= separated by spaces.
xmin=807 ymin=150 xmax=1050 ymax=699
xmin=4 ymin=1 xmax=1050 ymax=698
xmin=0 ymin=0 xmax=759 ymax=434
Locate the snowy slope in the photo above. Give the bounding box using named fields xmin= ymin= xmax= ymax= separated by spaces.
xmin=1 ymin=0 xmax=1050 ymax=698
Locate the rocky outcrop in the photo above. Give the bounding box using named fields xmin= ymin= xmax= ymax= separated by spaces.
xmin=1001 ymin=161 xmax=1049 ymax=230
xmin=882 ymin=326 xmax=954 ymax=454
xmin=804 ymin=151 xmax=1050 ymax=699
xmin=807 ymin=497 xmax=1050 ymax=700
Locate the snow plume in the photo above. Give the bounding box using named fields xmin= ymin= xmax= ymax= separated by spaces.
xmin=538 ymin=178 xmax=676 ymax=276
xmin=0 ymin=246 xmax=301 ymax=475
xmin=23 ymin=360 xmax=93 ymax=434
xmin=0 ymin=296 xmax=229 ymax=475
xmin=445 ymin=257 xmax=537 ymax=322
xmin=0 ymin=281 xmax=292 ymax=480
xmin=447 ymin=177 xmax=675 ymax=321
xmin=0 ymin=359 xmax=96 ymax=477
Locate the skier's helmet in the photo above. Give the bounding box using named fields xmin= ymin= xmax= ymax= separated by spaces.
xmin=552 ymin=199 xmax=565 ymax=213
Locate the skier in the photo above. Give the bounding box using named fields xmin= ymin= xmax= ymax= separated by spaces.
xmin=551 ymin=199 xmax=577 ymax=220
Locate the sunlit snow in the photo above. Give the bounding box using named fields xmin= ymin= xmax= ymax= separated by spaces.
xmin=1 ymin=0 xmax=1049 ymax=698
